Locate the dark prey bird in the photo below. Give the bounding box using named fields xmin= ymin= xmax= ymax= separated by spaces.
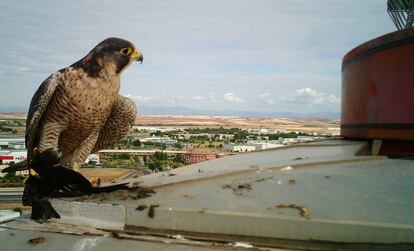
xmin=3 ymin=37 xmax=143 ymax=173
xmin=23 ymin=148 xmax=128 ymax=220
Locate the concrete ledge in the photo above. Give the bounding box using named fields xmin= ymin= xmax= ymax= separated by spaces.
xmin=126 ymin=206 xmax=414 ymax=244
xmin=0 ymin=210 xmax=20 ymax=223
xmin=51 ymin=199 xmax=125 ymax=231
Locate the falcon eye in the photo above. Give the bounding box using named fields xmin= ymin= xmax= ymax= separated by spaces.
xmin=119 ymin=47 xmax=132 ymax=56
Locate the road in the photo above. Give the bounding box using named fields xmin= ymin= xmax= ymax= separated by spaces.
xmin=0 ymin=187 xmax=23 ymax=203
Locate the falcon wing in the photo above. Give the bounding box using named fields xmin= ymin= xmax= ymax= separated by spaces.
xmin=92 ymin=95 xmax=137 ymax=152
xmin=2 ymin=74 xmax=59 ymax=173
xmin=26 ymin=73 xmax=60 ymax=161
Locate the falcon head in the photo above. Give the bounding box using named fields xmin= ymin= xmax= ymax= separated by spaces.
xmin=76 ymin=37 xmax=143 ymax=77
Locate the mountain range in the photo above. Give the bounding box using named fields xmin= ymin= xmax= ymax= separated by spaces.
xmin=0 ymin=105 xmax=339 ymax=119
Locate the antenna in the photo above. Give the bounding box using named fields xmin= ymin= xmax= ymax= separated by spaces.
xmin=387 ymin=0 xmax=414 ymax=30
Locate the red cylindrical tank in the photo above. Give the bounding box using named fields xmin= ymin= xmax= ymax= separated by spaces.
xmin=341 ymin=28 xmax=414 ymax=142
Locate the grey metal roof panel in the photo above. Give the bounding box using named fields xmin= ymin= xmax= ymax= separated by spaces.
xmin=124 ymin=139 xmax=368 ymax=188
xmin=3 ymin=139 xmax=414 ymax=250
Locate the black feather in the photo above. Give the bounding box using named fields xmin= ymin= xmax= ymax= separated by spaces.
xmin=24 ymin=149 xmax=129 ymax=220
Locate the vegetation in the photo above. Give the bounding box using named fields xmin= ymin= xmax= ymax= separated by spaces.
xmin=0 ymin=172 xmax=25 ymax=187
xmin=0 ymin=125 xmax=17 ymax=133
xmin=267 ymin=132 xmax=298 ymax=140
xmin=147 ymin=151 xmax=188 ymax=171
xmin=13 ymin=207 xmax=23 ymax=213
xmin=184 ymin=127 xmax=242 ymax=135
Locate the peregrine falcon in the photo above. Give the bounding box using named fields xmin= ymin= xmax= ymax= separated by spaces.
xmin=24 ymin=37 xmax=143 ymax=170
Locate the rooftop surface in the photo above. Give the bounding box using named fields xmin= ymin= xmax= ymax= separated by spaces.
xmin=1 ymin=139 xmax=413 ymax=250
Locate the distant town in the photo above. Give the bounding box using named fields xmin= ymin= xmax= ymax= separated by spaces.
xmin=0 ymin=113 xmax=340 ymax=183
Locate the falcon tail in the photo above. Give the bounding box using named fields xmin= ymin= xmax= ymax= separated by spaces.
xmin=52 ymin=182 xmax=129 ymax=197
xmin=31 ymin=199 xmax=61 ymax=221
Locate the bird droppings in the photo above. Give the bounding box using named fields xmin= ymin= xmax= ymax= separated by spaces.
xmin=222 ymin=182 xmax=252 ymax=196
xmin=254 ymin=176 xmax=273 ymax=183
xmin=28 ymin=236 xmax=45 ymax=244
xmin=198 ymin=209 xmax=205 ymax=214
xmin=281 ymin=166 xmax=293 ymax=171
xmin=288 ymin=179 xmax=296 ymax=184
xmin=171 ymin=234 xmax=186 ymax=241
xmin=135 ymin=205 xmax=147 ymax=211
xmin=255 ymin=168 xmax=272 ymax=173
xmin=276 ymin=204 xmax=310 ymax=219
xmin=237 ymin=183 xmax=252 ymax=190
xmin=182 ymin=194 xmax=197 ymax=199
xmin=115 ymin=187 xmax=156 ymax=200
xmin=74 ymin=186 xmax=155 ymax=202
xmin=148 ymin=204 xmax=159 ymax=218
xmin=111 ymin=232 xmax=122 ymax=239
xmin=229 ymin=242 xmax=254 ymax=248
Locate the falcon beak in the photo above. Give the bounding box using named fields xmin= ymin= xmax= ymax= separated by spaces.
xmin=131 ymin=49 xmax=143 ymax=64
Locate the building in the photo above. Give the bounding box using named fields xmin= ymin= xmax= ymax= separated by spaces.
xmin=281 ymin=138 xmax=297 ymax=145
xmin=141 ymin=136 xmax=177 ymax=145
xmin=8 ymin=141 xmax=25 ymax=150
xmin=223 ymin=144 xmax=256 ymax=152
xmin=183 ymin=152 xmax=219 ymax=164
xmin=84 ymin=154 xmax=100 ymax=164
xmin=215 ymin=134 xmax=234 ymax=140
xmin=0 ymin=150 xmax=27 ymax=164
xmin=248 ymin=128 xmax=270 ymax=134
xmin=296 ymin=136 xmax=315 ymax=143
xmin=247 ymin=140 xmax=285 ymax=150
xmin=0 ymin=137 xmax=25 ymax=149
xmin=131 ymin=126 xmax=180 ymax=133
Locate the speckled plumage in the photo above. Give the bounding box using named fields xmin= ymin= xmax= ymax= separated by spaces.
xmin=25 ymin=38 xmax=142 ymax=167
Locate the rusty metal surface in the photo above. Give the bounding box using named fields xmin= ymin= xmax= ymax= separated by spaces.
xmin=341 ymin=28 xmax=414 ymax=141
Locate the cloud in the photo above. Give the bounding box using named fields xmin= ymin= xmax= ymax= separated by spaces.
xmin=191 ymin=94 xmax=219 ymax=103
xmin=0 ymin=0 xmax=393 ymax=113
xmin=191 ymin=95 xmax=206 ymax=101
xmin=133 ymin=95 xmax=157 ymax=104
xmin=257 ymin=93 xmax=275 ymax=105
xmin=223 ymin=92 xmax=243 ymax=102
xmin=291 ymin=88 xmax=340 ymax=105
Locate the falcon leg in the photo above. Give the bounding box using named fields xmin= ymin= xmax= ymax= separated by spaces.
xmin=72 ymin=162 xmax=81 ymax=172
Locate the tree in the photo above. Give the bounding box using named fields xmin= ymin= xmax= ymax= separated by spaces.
xmin=148 ymin=160 xmax=162 ymax=171
xmin=173 ymin=142 xmax=184 ymax=149
xmin=268 ymin=134 xmax=280 ymax=140
xmin=118 ymin=153 xmax=130 ymax=160
xmin=173 ymin=154 xmax=188 ymax=165
xmin=153 ymin=151 xmax=168 ymax=161
xmin=234 ymin=130 xmax=249 ymax=140
xmin=133 ymin=139 xmax=142 ymax=147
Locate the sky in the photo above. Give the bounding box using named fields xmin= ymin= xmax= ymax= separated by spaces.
xmin=0 ymin=0 xmax=395 ymax=115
